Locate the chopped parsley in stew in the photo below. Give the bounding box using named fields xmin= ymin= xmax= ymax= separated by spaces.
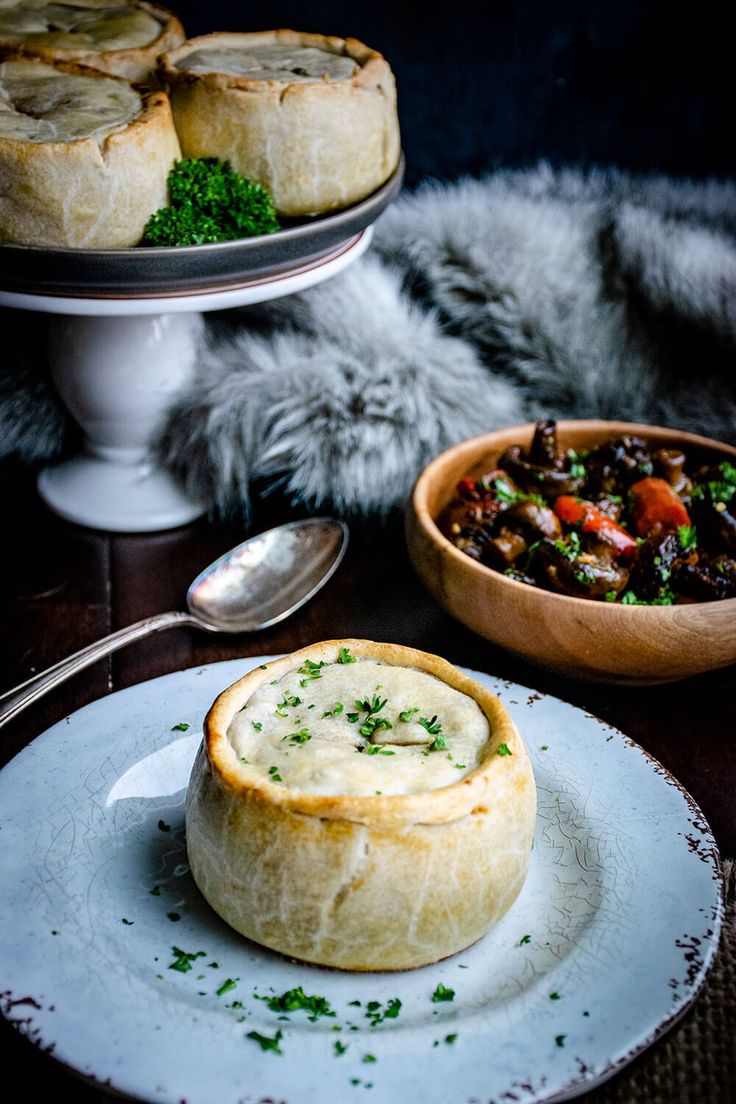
xmin=440 ymin=420 xmax=736 ymax=604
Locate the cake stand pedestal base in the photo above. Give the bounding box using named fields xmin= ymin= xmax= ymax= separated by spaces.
xmin=1 ymin=229 xmax=371 ymax=532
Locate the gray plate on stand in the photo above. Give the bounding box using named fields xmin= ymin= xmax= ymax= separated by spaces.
xmin=0 ymin=156 xmax=404 ymax=298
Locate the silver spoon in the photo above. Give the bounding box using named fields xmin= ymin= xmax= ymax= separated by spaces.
xmin=0 ymin=517 xmax=348 ymax=730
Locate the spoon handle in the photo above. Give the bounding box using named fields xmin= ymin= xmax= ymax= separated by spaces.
xmin=0 ymin=610 xmax=200 ymax=731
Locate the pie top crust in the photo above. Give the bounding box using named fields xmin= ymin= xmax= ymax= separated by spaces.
xmin=0 ymin=54 xmax=142 ymax=141
xmin=0 ymin=1 xmax=184 ymax=77
xmin=204 ymin=639 xmax=525 ymax=827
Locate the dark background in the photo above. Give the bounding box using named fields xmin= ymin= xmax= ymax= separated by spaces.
xmin=172 ymin=0 xmax=736 ymax=186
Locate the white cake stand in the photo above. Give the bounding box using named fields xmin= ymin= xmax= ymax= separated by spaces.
xmin=0 ymin=231 xmax=370 ymax=532
xmin=0 ymin=158 xmax=403 ymax=532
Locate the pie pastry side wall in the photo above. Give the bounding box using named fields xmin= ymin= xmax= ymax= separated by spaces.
xmin=159 ymin=31 xmax=401 ymax=217
xmin=0 ymin=70 xmax=181 ymax=247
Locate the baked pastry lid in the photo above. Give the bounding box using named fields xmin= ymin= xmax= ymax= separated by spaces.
xmin=0 ymin=154 xmax=403 ymax=295
xmin=203 ymin=638 xmax=526 ymax=827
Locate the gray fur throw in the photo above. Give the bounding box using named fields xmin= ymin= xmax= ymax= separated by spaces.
xmin=3 ymin=163 xmax=736 ymax=515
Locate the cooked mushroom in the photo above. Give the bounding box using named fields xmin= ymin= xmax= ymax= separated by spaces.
xmin=652 ymin=449 xmax=691 ymax=495
xmin=482 ymin=527 xmax=528 ymax=570
xmin=584 ymin=435 xmax=653 ymax=496
xmin=503 ymin=500 xmax=562 ymax=541
xmin=499 ymin=445 xmax=584 ymax=496
xmin=627 ymin=533 xmax=681 ymax=602
xmin=672 ymin=556 xmax=736 ymax=601
xmin=535 ymin=540 xmax=630 ymax=600
xmin=689 ymin=487 xmax=736 ymax=555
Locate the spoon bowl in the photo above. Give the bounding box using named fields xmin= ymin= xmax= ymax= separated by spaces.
xmin=188 ymin=518 xmax=348 ymax=632
xmin=0 ymin=517 xmax=349 ymax=728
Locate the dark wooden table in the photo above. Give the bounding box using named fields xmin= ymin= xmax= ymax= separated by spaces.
xmin=2 ymin=474 xmax=734 ymax=1101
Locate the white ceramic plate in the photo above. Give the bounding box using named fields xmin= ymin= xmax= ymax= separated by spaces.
xmin=0 ymin=658 xmax=722 ymax=1104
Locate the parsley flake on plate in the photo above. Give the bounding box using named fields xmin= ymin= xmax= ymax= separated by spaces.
xmin=168 ymin=946 xmax=206 ymax=973
xmin=247 ymin=1028 xmax=283 ymax=1054
xmin=256 ymin=986 xmax=335 ymax=1022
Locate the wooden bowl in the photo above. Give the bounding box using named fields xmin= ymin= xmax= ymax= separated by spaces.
xmin=406 ymin=420 xmax=736 ymax=684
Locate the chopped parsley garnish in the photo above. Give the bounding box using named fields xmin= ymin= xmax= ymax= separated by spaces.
xmin=677 ymin=524 xmax=698 ymax=551
xmin=431 ymin=984 xmax=455 ymax=1003
xmin=569 ymin=462 xmax=586 ymax=479
xmin=365 ymin=997 xmax=401 ymax=1026
xmin=274 ymin=709 xmax=288 ymax=718
xmin=171 ymin=722 xmax=190 ymax=731
xmin=555 ymin=1034 xmax=566 ymax=1047
xmin=284 ymin=727 xmax=312 ymax=745
xmin=251 ymin=721 xmax=263 ymax=731
xmin=298 ymin=659 xmax=325 ymax=681
xmin=620 ymin=588 xmax=675 ymax=606
xmin=167 ymin=911 xmax=181 ymax=922
xmin=157 ymin=819 xmax=171 ymax=833
xmin=277 ymin=693 xmax=302 ymax=710
xmin=322 ymin=702 xmax=344 ymax=718
xmin=497 ymin=743 xmax=512 ymax=756
xmin=334 ymin=1040 xmax=348 ymax=1056
xmin=357 ymin=745 xmax=395 ymax=756
xmin=445 ymin=1033 xmax=458 ymax=1044
xmin=575 ymin=567 xmax=596 ymax=586
xmin=346 ymin=712 xmax=360 ymax=723
xmin=121 ymin=918 xmax=133 ymax=925
xmin=268 ymin=765 xmax=283 ymax=782
xmin=399 ymin=707 xmax=420 ymax=722
xmin=359 ymin=715 xmax=393 ymax=739
xmin=455 ymin=762 xmax=467 ymax=769
xmin=150 ymin=885 xmax=161 ymax=896
xmin=428 ymin=733 xmax=448 ymax=752
xmin=259 ymin=664 xmax=268 ymax=670
xmin=216 ymin=978 xmax=238 ymax=997
xmin=550 ymin=991 xmax=561 ymax=1000
xmin=419 ymin=715 xmax=442 ymax=735
xmin=493 ymin=478 xmax=545 ymax=507
xmin=517 ymin=934 xmax=532 ymax=945
xmin=338 ymin=646 xmax=357 ymax=664
xmin=247 ymin=1029 xmax=283 ymax=1054
xmin=169 ymin=946 xmax=206 ymax=973
xmin=356 ymin=694 xmax=388 ymax=717
xmin=553 ymin=531 xmax=581 ymax=560
xmin=362 ymin=1054 xmax=377 ymax=1064
xmin=257 ymin=986 xmax=335 ymax=1022
xmin=420 ymin=715 xmax=448 ymax=751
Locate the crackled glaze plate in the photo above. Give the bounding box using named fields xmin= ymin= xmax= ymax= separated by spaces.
xmin=0 ymin=659 xmax=722 ymax=1104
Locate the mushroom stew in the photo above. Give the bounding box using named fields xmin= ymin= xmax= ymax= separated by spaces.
xmin=439 ymin=420 xmax=736 ymax=604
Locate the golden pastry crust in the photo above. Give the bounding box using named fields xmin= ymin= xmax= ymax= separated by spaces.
xmin=186 ymin=639 xmax=537 ymax=971
xmin=0 ymin=54 xmax=181 ymax=247
xmin=0 ymin=2 xmax=184 ymax=81
xmin=158 ymin=30 xmax=401 ymax=216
